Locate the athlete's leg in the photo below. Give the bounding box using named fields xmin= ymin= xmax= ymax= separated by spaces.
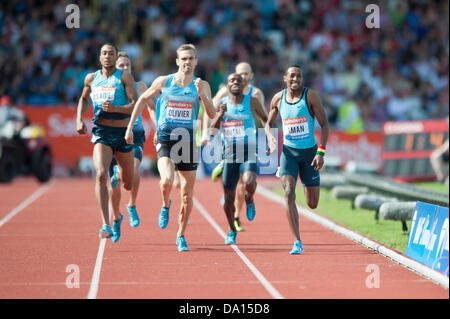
xmin=114 ymin=150 xmax=134 ymax=191
xmin=234 ymin=176 xmax=245 ymax=218
xmin=303 ymin=186 xmax=319 ymax=209
xmin=242 ymin=171 xmax=257 ymax=203
xmin=157 ymin=157 xmax=175 ymax=208
xmin=173 ymin=169 xmax=181 ymax=189
xmin=224 ymin=189 xmax=237 ymax=232
xmin=93 ymin=143 xmax=114 ymax=225
xmin=128 ymin=157 xmax=141 ymax=207
xmin=109 ymin=182 xmax=122 ymax=221
xmin=176 ymin=169 xmax=196 ymax=238
xmin=108 ymin=159 xmax=122 ymax=222
xmin=281 ymin=174 xmax=301 ymax=241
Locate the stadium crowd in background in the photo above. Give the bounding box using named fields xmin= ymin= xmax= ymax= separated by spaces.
xmin=0 ymin=0 xmax=448 ymax=131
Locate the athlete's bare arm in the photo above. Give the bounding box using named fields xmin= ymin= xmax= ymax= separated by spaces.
xmin=250 ymin=97 xmax=268 ymax=127
xmin=125 ymin=75 xmax=168 ymax=144
xmin=308 ymin=89 xmax=329 ymax=170
xmin=137 ymin=81 xmax=156 ymax=126
xmin=76 ymin=73 xmax=95 ymax=135
xmin=252 ymin=87 xmax=266 ymax=110
xmin=264 ymin=91 xmax=282 ymax=154
xmin=212 ymin=86 xmax=228 ymax=108
xmin=210 ymin=102 xmax=227 ymax=131
xmin=101 ymin=71 xmax=137 ymax=115
xmin=195 ymin=79 xmax=216 ymax=119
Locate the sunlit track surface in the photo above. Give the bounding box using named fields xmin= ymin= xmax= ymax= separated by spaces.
xmin=0 ymin=177 xmax=447 ymax=299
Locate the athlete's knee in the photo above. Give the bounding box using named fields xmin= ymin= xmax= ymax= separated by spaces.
xmin=283 ymin=185 xmax=296 ymax=202
xmin=244 ymin=179 xmax=256 ymax=194
xmin=306 ymin=195 xmax=318 ymax=209
xmin=95 ymin=169 xmax=109 ymax=185
xmin=123 ymin=181 xmax=133 ymax=191
xmin=160 ymin=177 xmax=173 ymax=191
xmin=181 ymin=192 xmax=192 ymax=207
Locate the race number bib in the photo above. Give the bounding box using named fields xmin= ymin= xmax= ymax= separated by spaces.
xmin=166 ymin=100 xmax=193 ymax=124
xmin=283 ymin=116 xmax=309 ymax=139
xmin=90 ymin=86 xmax=116 ymax=105
xmin=222 ymin=120 xmax=245 ymax=139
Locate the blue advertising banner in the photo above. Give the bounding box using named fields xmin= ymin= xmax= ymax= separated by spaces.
xmin=405 ymin=202 xmax=449 ymax=276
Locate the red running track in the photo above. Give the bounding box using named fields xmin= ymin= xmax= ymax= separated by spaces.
xmin=0 ymin=177 xmax=447 ymax=299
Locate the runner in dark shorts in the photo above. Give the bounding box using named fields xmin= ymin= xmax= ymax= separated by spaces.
xmin=210 ymin=73 xmax=267 ymax=245
xmin=265 ymin=65 xmax=330 ymax=255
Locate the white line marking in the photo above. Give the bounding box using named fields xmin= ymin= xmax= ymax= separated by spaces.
xmin=257 ymin=185 xmax=449 ymax=290
xmin=193 ymin=196 xmax=284 ymax=299
xmin=0 ymin=183 xmax=52 ymax=229
xmin=87 ymin=203 xmax=112 ymax=299
xmin=87 ymin=237 xmax=107 ymax=299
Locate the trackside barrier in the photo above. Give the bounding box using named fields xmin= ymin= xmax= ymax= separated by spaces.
xmin=344 ymin=173 xmax=449 ymax=207
xmin=406 ymin=202 xmax=449 ymax=277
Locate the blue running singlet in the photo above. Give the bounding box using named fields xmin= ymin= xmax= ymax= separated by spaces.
xmin=279 ymin=87 xmax=316 ymax=149
xmin=221 ymin=91 xmax=256 ymax=163
xmin=155 ymin=74 xmax=200 ymax=142
xmin=90 ymin=69 xmax=131 ymax=125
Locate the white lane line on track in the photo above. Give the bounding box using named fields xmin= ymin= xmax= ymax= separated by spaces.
xmin=0 ymin=183 xmax=52 ymax=229
xmin=256 ymin=184 xmax=449 ymax=290
xmin=87 ymin=237 xmax=107 ymax=299
xmin=193 ymin=196 xmax=284 ymax=299
xmin=87 ymin=203 xmax=112 ymax=299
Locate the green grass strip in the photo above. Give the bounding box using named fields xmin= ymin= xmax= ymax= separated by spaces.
xmin=273 ymin=187 xmax=412 ymax=252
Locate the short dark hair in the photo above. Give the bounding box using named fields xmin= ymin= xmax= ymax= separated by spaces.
xmin=101 ymin=43 xmax=118 ymax=54
xmin=285 ymin=64 xmax=302 ymax=74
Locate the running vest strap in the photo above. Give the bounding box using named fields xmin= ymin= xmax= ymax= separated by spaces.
xmin=155 ymin=73 xmax=200 ymax=142
xmin=279 ymin=87 xmax=317 ymax=149
xmin=90 ymin=69 xmax=131 ymax=124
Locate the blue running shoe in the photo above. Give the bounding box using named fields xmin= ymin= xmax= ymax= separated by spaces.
xmin=289 ymin=240 xmax=304 ymax=255
xmin=111 ymin=214 xmax=123 ymax=243
xmin=225 ymin=230 xmax=236 ymax=245
xmin=127 ymin=205 xmax=140 ymax=227
xmin=246 ymin=201 xmax=256 ymax=221
xmin=158 ymin=200 xmax=171 ymax=229
xmin=98 ymin=224 xmax=113 ymax=239
xmin=110 ymin=165 xmax=120 ymax=189
xmin=176 ymin=235 xmax=189 ymax=251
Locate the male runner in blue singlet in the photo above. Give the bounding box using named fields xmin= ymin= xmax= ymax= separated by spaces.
xmin=76 ymin=43 xmax=138 ymax=239
xmin=126 ymin=44 xmax=216 ymax=251
xmin=210 ymin=62 xmax=266 ymax=232
xmin=107 ymin=51 xmax=155 ymax=242
xmin=265 ymin=65 xmax=329 ymax=254
xmin=210 ymin=73 xmax=267 ymax=245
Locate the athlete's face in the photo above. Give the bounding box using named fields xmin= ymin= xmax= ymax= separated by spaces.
xmin=99 ymin=45 xmax=117 ymax=68
xmin=235 ymin=65 xmax=253 ymax=86
xmin=176 ymin=49 xmax=197 ymax=73
xmin=116 ymin=57 xmax=131 ymax=72
xmin=226 ymin=73 xmax=244 ymax=95
xmin=284 ymin=67 xmax=303 ymax=91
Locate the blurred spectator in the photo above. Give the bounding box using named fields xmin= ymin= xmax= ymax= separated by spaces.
xmin=0 ymin=0 xmax=448 ymax=131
